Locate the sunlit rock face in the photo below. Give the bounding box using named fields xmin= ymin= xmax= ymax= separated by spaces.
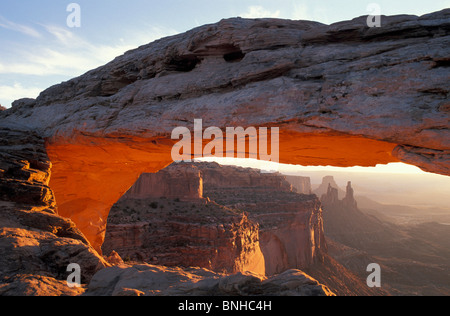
xmin=198 ymin=163 xmax=327 ymax=275
xmin=1 ymin=10 xmax=449 ymax=250
xmin=102 ymin=162 xmax=325 ymax=276
xmin=102 ymin=163 xmax=266 ymax=275
xmin=285 ymin=175 xmax=312 ymax=194
xmin=0 ymin=125 xmax=108 ymax=296
xmin=121 ymin=163 xmax=203 ymax=201
xmin=103 ymin=199 xmax=266 ymax=276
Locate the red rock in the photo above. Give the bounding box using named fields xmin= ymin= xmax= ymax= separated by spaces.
xmin=122 ymin=163 xmax=203 ymax=201
xmin=0 ymin=10 xmax=448 ymax=282
xmin=106 ymin=162 xmax=327 ymax=276
xmin=102 ymin=198 xmax=266 ymax=275
xmin=0 ymin=126 xmax=108 ymax=296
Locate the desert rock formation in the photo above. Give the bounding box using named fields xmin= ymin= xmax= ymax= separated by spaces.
xmin=122 ymin=163 xmax=203 ymax=201
xmin=103 ymin=197 xmax=266 ymax=275
xmin=314 ymin=176 xmax=346 ymax=199
xmin=200 ymin=163 xmax=326 ymax=275
xmin=103 ymin=162 xmax=325 ymax=277
xmin=0 ymin=125 xmax=108 ymax=296
xmin=0 ymin=11 xmax=449 ymax=250
xmin=319 ymin=177 xmax=450 ymax=295
xmin=285 ymin=175 xmax=312 ymax=194
xmin=85 ymin=264 xmax=335 ymax=296
xmin=0 ymin=11 xmax=449 ymax=296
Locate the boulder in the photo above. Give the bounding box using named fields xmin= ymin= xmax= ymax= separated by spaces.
xmin=85 ymin=263 xmax=335 ymax=296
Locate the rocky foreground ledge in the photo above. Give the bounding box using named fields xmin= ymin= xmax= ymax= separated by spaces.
xmin=85 ymin=264 xmax=334 ymax=296
xmin=0 ymin=126 xmax=108 ymax=296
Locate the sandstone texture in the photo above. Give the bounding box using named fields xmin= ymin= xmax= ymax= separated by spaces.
xmin=0 ymin=11 xmax=449 ymax=296
xmin=113 ymin=162 xmax=327 ymax=276
xmin=85 ymin=264 xmax=335 ymax=296
xmin=0 ymin=11 xmax=448 ymax=172
xmin=0 ymin=125 xmax=109 ymax=296
xmin=102 ymin=162 xmax=379 ymax=295
xmin=197 ymin=162 xmax=294 ymax=192
xmin=0 ymin=11 xmax=449 ymax=250
xmin=103 ymin=197 xmax=266 ymax=276
xmin=199 ymin=163 xmax=326 ymax=275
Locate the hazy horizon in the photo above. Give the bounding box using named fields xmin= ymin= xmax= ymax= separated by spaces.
xmin=196 ymin=158 xmax=450 ymax=210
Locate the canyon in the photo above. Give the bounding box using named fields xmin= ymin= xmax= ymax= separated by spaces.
xmin=0 ymin=10 xmax=448 ymax=295
xmin=319 ymin=176 xmax=450 ymax=296
xmin=0 ymin=10 xmax=449 ymax=255
xmin=102 ymin=162 xmax=383 ymax=296
xmin=103 ymin=162 xmax=324 ymax=276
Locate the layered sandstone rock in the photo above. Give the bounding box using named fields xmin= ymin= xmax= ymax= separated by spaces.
xmin=2 ymin=11 xmax=448 ymax=296
xmin=85 ymin=264 xmax=335 ymax=296
xmin=206 ymin=187 xmax=326 ymax=275
xmin=195 ymin=163 xmax=327 ymax=275
xmin=103 ymin=162 xmax=325 ymax=276
xmin=0 ymin=10 xmax=448 ymax=253
xmin=103 ymin=197 xmax=265 ymax=275
xmin=0 ymin=125 xmax=109 ymax=296
xmin=122 ymin=163 xmax=203 ymax=200
xmin=285 ymin=175 xmax=312 ymax=194
xmin=196 ymin=162 xmax=294 ymax=192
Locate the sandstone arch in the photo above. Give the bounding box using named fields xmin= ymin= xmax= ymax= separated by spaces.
xmin=1 ymin=11 xmax=449 ymax=251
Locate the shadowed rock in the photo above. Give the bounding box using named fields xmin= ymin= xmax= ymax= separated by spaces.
xmin=85 ymin=264 xmax=335 ymax=296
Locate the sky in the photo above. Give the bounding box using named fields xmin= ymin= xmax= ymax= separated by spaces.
xmin=0 ymin=0 xmax=449 ymax=108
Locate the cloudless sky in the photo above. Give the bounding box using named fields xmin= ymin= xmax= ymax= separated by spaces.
xmin=0 ymin=0 xmax=449 ymax=108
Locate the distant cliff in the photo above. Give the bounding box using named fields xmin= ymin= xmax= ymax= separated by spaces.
xmin=186 ymin=162 xmax=327 ymax=275
xmin=122 ymin=163 xmax=203 ymax=201
xmin=284 ymin=175 xmax=312 ymax=194
xmin=103 ymin=197 xmax=265 ymax=275
xmin=197 ymin=162 xmax=294 ymax=192
xmin=314 ymin=176 xmax=346 ymax=199
xmin=103 ymin=162 xmax=327 ymax=276
xmin=319 ymin=175 xmax=450 ymax=295
xmin=319 ymin=177 xmax=395 ymax=249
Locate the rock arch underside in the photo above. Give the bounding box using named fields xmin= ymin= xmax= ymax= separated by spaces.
xmin=1 ymin=10 xmax=449 ymax=260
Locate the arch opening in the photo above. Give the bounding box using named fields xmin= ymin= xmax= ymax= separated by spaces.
xmin=46 ymin=130 xmax=441 ymax=253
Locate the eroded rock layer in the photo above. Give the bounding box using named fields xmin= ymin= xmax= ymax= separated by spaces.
xmin=0 ymin=125 xmax=108 ymax=296
xmin=105 ymin=162 xmax=327 ymax=276
xmin=102 ymin=197 xmax=266 ymax=275
xmin=198 ymin=163 xmax=326 ymax=275
xmin=0 ymin=10 xmax=449 ymax=253
xmin=85 ymin=264 xmax=335 ymax=296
